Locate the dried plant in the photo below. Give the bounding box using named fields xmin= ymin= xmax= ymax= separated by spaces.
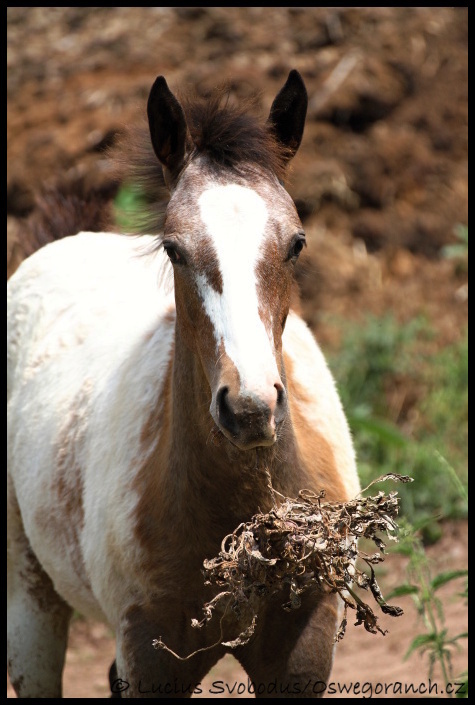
xmin=154 ymin=473 xmax=412 ymax=660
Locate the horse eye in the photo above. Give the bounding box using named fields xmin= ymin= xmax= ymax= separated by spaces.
xmin=163 ymin=242 xmax=185 ymax=265
xmin=288 ymin=235 xmax=306 ymax=262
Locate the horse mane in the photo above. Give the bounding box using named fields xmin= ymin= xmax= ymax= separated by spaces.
xmin=183 ymin=87 xmax=289 ymax=176
xmin=8 ymin=177 xmax=119 ymax=278
xmin=112 ymin=84 xmax=290 ymax=236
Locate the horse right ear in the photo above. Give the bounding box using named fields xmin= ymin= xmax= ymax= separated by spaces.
xmin=147 ymin=76 xmax=192 ymax=188
xmin=268 ymin=70 xmax=308 ymax=162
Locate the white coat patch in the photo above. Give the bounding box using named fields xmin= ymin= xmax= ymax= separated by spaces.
xmin=198 ymin=184 xmax=279 ymax=392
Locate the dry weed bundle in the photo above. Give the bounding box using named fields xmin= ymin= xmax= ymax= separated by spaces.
xmin=154 ymin=474 xmax=412 ymax=659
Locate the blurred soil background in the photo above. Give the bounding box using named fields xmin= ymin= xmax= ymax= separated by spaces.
xmin=7 ymin=7 xmax=467 ymax=698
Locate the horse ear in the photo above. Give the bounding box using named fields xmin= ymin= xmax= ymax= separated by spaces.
xmin=268 ymin=70 xmax=308 ymax=161
xmin=147 ymin=76 xmax=192 ymax=187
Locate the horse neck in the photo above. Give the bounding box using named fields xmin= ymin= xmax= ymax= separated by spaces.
xmin=167 ymin=324 xmax=300 ymax=529
xmin=133 ymin=323 xmax=308 ymax=574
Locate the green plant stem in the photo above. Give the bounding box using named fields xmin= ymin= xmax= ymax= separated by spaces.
xmin=409 ymin=542 xmax=454 ymax=691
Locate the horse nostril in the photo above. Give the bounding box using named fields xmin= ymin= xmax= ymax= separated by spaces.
xmin=274 ymin=383 xmax=287 ymax=424
xmin=275 ymin=383 xmax=285 ymax=406
xmin=216 ymin=386 xmax=239 ymax=437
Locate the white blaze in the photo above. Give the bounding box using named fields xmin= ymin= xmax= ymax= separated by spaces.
xmin=198 ymin=184 xmax=279 ymax=392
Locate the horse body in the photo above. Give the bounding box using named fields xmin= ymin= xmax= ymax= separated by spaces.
xmin=8 ymin=71 xmax=359 ymax=698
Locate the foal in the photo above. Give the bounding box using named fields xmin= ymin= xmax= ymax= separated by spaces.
xmin=7 ymin=70 xmax=359 ymax=698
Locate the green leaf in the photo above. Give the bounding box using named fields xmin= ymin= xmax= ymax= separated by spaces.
xmin=348 ymin=413 xmax=408 ymax=447
xmin=441 ymin=224 xmax=468 ymax=259
xmin=113 ymin=182 xmax=148 ymax=231
xmin=385 ymin=583 xmax=419 ymax=600
xmin=442 ymin=244 xmax=469 ymax=259
xmin=431 ymin=569 xmax=468 ymax=592
xmin=448 ymin=632 xmax=468 ymax=643
xmin=405 ymin=632 xmax=438 ymax=659
xmin=434 ymin=451 xmax=468 ymax=502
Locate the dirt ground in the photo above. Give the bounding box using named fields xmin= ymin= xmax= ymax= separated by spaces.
xmin=7 ymin=7 xmax=467 ymax=698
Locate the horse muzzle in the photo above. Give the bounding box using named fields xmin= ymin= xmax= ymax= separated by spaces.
xmin=213 ymin=383 xmax=287 ymax=450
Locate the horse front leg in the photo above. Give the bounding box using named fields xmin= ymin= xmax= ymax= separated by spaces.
xmin=7 ymin=514 xmax=73 ymax=698
xmin=113 ymin=603 xmax=226 ymax=698
xmin=236 ymin=591 xmax=341 ymax=699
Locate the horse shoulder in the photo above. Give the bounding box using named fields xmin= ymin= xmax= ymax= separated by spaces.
xmin=283 ymin=310 xmax=360 ymax=501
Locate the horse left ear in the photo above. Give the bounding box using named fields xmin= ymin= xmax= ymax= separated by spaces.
xmin=268 ymin=70 xmax=308 ymax=162
xmin=147 ymin=76 xmax=192 ymax=187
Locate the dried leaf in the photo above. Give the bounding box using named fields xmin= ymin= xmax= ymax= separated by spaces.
xmin=157 ymin=473 xmax=409 ymax=658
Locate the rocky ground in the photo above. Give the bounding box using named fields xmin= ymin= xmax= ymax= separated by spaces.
xmin=7 ymin=7 xmax=467 ymax=698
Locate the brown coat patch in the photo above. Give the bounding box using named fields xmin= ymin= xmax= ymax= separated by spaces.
xmin=284 ymin=352 xmax=347 ymax=502
xmin=36 ymin=381 xmax=92 ymax=589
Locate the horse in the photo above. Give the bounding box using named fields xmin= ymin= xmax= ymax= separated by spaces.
xmin=7 ymin=70 xmax=360 ymax=698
